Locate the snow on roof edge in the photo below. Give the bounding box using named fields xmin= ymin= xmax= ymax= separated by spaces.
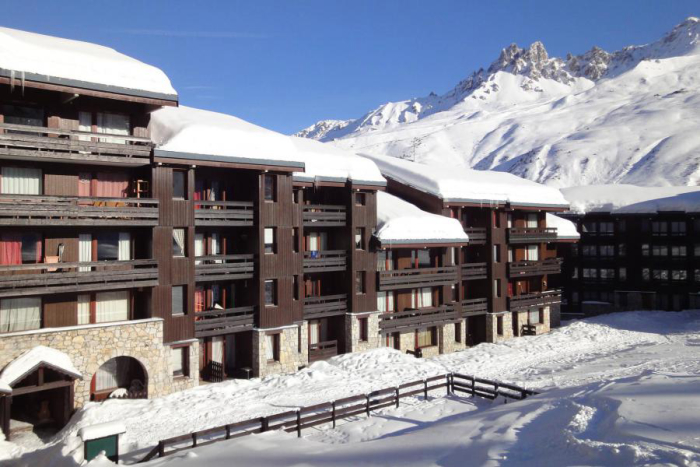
xmin=0 ymin=346 xmax=82 ymax=390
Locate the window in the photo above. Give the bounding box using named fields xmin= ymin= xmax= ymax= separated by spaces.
xmin=526 ymin=213 xmax=538 ymax=228
xmin=96 ymin=291 xmax=129 ymax=323
xmin=173 ymin=170 xmax=186 ymax=199
xmin=263 ymin=174 xmax=276 ymax=201
xmin=641 ymin=244 xmax=650 ymax=256
xmin=172 ymin=286 xmax=185 ymax=316
xmin=619 ymin=268 xmax=627 ymax=281
xmin=2 ymin=104 xmax=44 ymax=128
xmin=600 ymin=269 xmax=615 ymax=280
xmin=416 ymin=327 xmax=436 ymax=348
xmin=451 ymin=284 xmax=458 ymax=302
xmin=671 ymin=221 xmax=686 ymax=235
xmin=1 ymin=166 xmax=41 ymax=195
xmin=0 ymin=297 xmax=41 ymax=333
xmin=671 ymin=246 xmax=687 ymax=257
xmin=599 ymin=245 xmax=614 ymax=257
xmin=414 ymin=287 xmax=433 ymax=308
xmin=448 ymin=247 xmax=456 ymax=266
xmin=377 ymin=290 xmax=395 ymax=312
xmin=618 ymin=243 xmax=627 ymax=256
xmin=525 ymin=245 xmax=538 ymax=261
xmin=266 ymin=334 xmax=280 ymax=362
xmin=696 ymin=244 xmax=700 ymax=257
xmin=355 ymin=192 xmax=366 ymax=206
xmin=355 ymin=271 xmax=366 ymax=294
xmin=20 ymin=232 xmax=41 ymax=264
xmin=652 ymin=245 xmax=668 ymax=257
xmin=493 ymin=211 xmax=500 ymax=228
xmin=264 ymin=280 xmax=277 ymax=306
xmin=583 ymin=221 xmax=597 ymax=234
xmin=454 ymin=322 xmax=462 ymax=343
xmin=672 ymin=270 xmax=688 ymax=281
xmin=528 ymin=310 xmax=540 ymax=325
xmin=582 ymin=245 xmax=597 ymax=257
xmin=652 ymin=221 xmax=667 ymax=236
xmin=264 ymin=228 xmax=276 ymax=254
xmin=355 ymin=228 xmax=365 ymax=250
xmin=642 ymin=268 xmax=650 ymax=281
xmin=583 ymin=268 xmax=598 ymax=279
xmin=377 ymin=250 xmax=393 ymax=272
xmin=493 ymin=245 xmax=501 ymax=263
xmin=599 ymin=222 xmax=614 ymax=235
xmin=571 ymin=292 xmax=579 ymax=304
xmin=293 ymin=275 xmax=299 ymax=301
xmin=571 ymin=268 xmax=579 ymax=279
xmin=494 ymin=279 xmax=501 ymax=298
xmin=695 ymin=269 xmax=700 ymax=282
xmin=496 ymin=316 xmax=504 ymax=335
xmin=171 ymin=347 xmax=189 ymax=377
xmin=97 ymin=232 xmax=119 ymax=261
xmin=96 ymin=112 xmax=130 ymax=144
xmin=293 ymin=228 xmax=299 ymax=253
xmin=172 ymin=229 xmax=186 ymax=257
xmin=358 ymin=317 xmax=368 ymax=342
xmin=293 ymin=189 xmax=301 ymax=204
xmin=508 ymin=247 xmax=514 ymax=263
xmin=652 ymin=270 xmax=669 ymax=281
xmin=618 ymin=220 xmax=626 ymax=232
xmin=414 ymin=249 xmax=431 ymax=268
xmin=507 ymin=213 xmax=513 ymax=228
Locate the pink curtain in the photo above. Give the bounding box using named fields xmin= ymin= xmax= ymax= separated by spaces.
xmin=0 ymin=233 xmax=21 ymax=265
xmin=194 ymin=179 xmax=203 ymax=209
xmin=78 ymin=173 xmax=92 ymax=197
xmin=35 ymin=236 xmax=43 ymax=263
xmin=195 ymin=287 xmax=205 ymax=315
xmin=96 ymin=172 xmax=129 ymax=198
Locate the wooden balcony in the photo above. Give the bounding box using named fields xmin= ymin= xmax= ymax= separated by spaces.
xmin=194 ymin=306 xmax=255 ymax=338
xmin=379 ymin=304 xmax=459 ymax=332
xmin=508 ymin=258 xmax=562 ymax=278
xmin=303 ymin=294 xmax=348 ymax=319
xmin=0 ymin=122 xmax=152 ymax=166
xmin=378 ymin=266 xmax=458 ymax=291
xmin=464 ymin=227 xmax=487 ymax=244
xmin=194 ymin=255 xmax=255 ymax=282
xmin=461 ymin=298 xmax=488 ymax=316
xmin=0 ymin=195 xmax=159 ymax=226
xmin=303 ymin=250 xmax=347 ymax=273
xmin=308 ymin=340 xmax=338 ymax=363
xmin=194 ymin=201 xmax=254 ymax=227
xmin=508 ymin=290 xmax=562 ymax=312
xmin=0 ymin=259 xmax=158 ymax=298
xmin=302 ymin=205 xmax=346 ymax=227
xmin=508 ymin=227 xmax=557 ymax=244
xmin=462 ymin=262 xmax=487 ymax=280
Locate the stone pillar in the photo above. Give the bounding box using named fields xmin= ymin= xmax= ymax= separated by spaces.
xmin=485 ymin=312 xmax=514 ymax=343
xmin=345 ymin=312 xmax=380 ymax=353
xmin=439 ymin=321 xmax=466 ymax=354
xmin=252 ymin=323 xmax=308 ymax=378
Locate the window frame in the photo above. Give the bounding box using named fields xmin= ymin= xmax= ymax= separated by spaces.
xmin=171 ymin=286 xmax=186 ymax=316
xmin=264 ymin=280 xmax=277 ymax=306
xmin=172 ymin=170 xmax=187 ymax=200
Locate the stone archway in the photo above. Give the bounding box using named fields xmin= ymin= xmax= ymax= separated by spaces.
xmin=90 ymin=356 xmax=148 ymax=402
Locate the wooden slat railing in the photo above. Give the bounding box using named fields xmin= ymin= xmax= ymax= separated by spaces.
xmin=507 ymin=227 xmax=557 ymax=244
xmin=302 ymin=205 xmax=346 ymax=227
xmin=308 ymin=340 xmax=338 ymax=363
xmin=303 ymin=250 xmax=347 ymax=273
xmin=508 ymin=258 xmax=562 ymax=277
xmin=303 ymin=294 xmax=347 ymax=319
xmin=194 ymin=306 xmax=255 ymax=338
xmin=508 ymin=290 xmax=562 ymax=312
xmin=379 ymin=304 xmax=459 ymax=332
xmin=138 ymin=373 xmax=539 ymax=462
xmin=461 ymin=262 xmax=487 ymax=279
xmin=194 ymin=255 xmax=255 ymax=282
xmin=461 ymin=298 xmax=488 ymax=315
xmin=194 ymin=201 xmax=254 ymax=226
xmin=0 ymin=259 xmax=158 ymax=298
xmin=379 ymin=266 xmax=459 ymax=291
xmin=0 ymin=194 xmax=159 ymax=226
xmin=464 ymin=227 xmax=487 ymax=244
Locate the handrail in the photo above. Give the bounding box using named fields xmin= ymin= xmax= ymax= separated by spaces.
xmin=303 ymin=294 xmax=347 ymax=304
xmin=0 ymin=122 xmax=152 ymax=144
xmin=0 ymin=194 xmax=158 ymax=205
xmin=195 ymin=254 xmax=254 ymax=263
xmin=0 ymin=259 xmax=156 ymax=273
xmin=303 ymin=249 xmax=346 ymax=258
xmin=194 ymin=200 xmax=254 ymax=209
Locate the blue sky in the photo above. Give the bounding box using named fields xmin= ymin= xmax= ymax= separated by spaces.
xmin=2 ymin=1 xmax=698 ymax=134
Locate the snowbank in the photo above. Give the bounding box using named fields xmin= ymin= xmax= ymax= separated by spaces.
xmin=375 ymin=192 xmax=468 ymax=245
xmin=78 ymin=421 xmax=126 ymax=442
xmin=0 ymin=346 xmax=81 ymax=390
xmin=150 ymin=106 xmax=385 ymax=185
xmin=362 ymin=153 xmax=568 ymax=208
xmin=561 ymin=184 xmax=700 ymax=214
xmin=546 ymin=213 xmax=580 ymax=240
xmin=0 ymin=27 xmax=176 ymax=100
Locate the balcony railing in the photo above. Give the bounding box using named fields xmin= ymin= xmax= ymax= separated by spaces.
xmin=0 ymin=122 xmax=152 ymax=165
xmin=508 ymin=227 xmax=557 ymax=244
xmin=461 ymin=298 xmax=488 ymax=316
xmin=0 ymin=259 xmax=158 ymax=298
xmin=508 ymin=290 xmax=562 ymax=312
xmin=0 ymin=195 xmax=159 ymax=226
xmin=379 ymin=304 xmax=459 ymax=332
xmin=462 ymin=262 xmax=487 ymax=280
xmin=303 ymin=250 xmax=347 ymax=273
xmin=303 ymin=294 xmax=348 ymax=319
xmin=302 ymin=205 xmax=346 ymax=227
xmin=378 ymin=266 xmax=458 ymax=291
xmin=464 ymin=227 xmax=487 ymax=244
xmin=308 ymin=340 xmax=338 ymax=363
xmin=508 ymin=258 xmax=562 ymax=278
xmin=194 ymin=201 xmax=254 ymax=226
xmin=194 ymin=255 xmax=255 ymax=282
xmin=194 ymin=306 xmax=255 ymax=338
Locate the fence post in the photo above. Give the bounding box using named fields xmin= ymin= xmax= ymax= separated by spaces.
xmin=332 ymin=401 xmax=336 ymax=428
xmin=471 ymin=376 xmax=475 ymax=397
xmin=366 ymin=395 xmax=371 ymax=417
xmin=192 ymin=433 xmax=197 ymax=448
xmin=296 ymin=410 xmax=301 ymax=438
xmin=158 ymin=440 xmax=164 ymax=458
xmin=395 ymin=387 xmax=399 ymax=408
xmin=423 ymin=379 xmax=428 ymax=399
xmin=225 ymin=425 xmax=231 ymax=440
xmin=494 ymin=383 xmax=499 ymax=400
xmin=446 ymin=374 xmax=451 ymax=396
xmin=261 ymin=416 xmax=268 ymax=433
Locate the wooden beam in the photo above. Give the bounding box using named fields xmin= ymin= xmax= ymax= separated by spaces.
xmin=12 ymin=379 xmax=73 ymax=396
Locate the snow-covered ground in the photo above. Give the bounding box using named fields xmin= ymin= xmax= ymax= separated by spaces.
xmin=3 ymin=310 xmax=700 ymax=466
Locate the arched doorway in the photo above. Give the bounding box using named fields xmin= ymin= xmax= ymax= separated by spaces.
xmin=90 ymin=357 xmax=148 ymax=402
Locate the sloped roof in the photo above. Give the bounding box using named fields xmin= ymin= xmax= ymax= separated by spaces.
xmin=0 ymin=346 xmax=81 ymax=392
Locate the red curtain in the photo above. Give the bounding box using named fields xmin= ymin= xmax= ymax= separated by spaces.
xmin=194 ymin=179 xmax=204 ymax=209
xmin=96 ymin=172 xmax=129 ymax=198
xmin=78 ymin=173 xmax=91 ymax=197
xmin=0 ymin=233 xmax=21 ymax=265
xmin=35 ymin=236 xmax=42 ymax=263
xmin=195 ymin=287 xmax=205 ymax=313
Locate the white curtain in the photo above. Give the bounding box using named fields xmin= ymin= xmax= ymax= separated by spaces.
xmin=78 ymin=111 xmax=92 ymax=141
xmin=211 ymin=336 xmax=224 ymax=364
xmin=171 ymin=348 xmax=183 ymax=374
xmin=377 ymin=291 xmax=387 ymax=313
xmin=209 ymin=181 xmax=219 ymax=201
xmin=265 ymin=335 xmax=275 ymax=360
xmin=95 ymin=359 xmax=118 ymax=391
xmin=418 ymin=288 xmax=432 ymax=308
xmin=526 ymin=245 xmax=539 ymax=261
xmin=309 ymin=322 xmax=319 ymax=345
xmin=77 ymin=294 xmax=91 ymax=325
xmin=0 ymin=297 xmax=41 ymax=332
xmin=211 ymin=233 xmax=222 ymax=263
xmin=96 ymin=112 xmax=130 ymax=144
xmin=79 ymin=234 xmax=92 ymax=271
xmin=118 ymin=232 xmax=131 ymax=261
xmin=194 ymin=233 xmax=204 ymax=264
xmin=1 ymin=167 xmax=41 ymax=195
xmin=173 ymin=229 xmax=186 ymax=256
xmin=309 ymin=232 xmax=319 ymax=252
xmin=527 ymin=214 xmax=538 ymax=228
xmin=387 ymin=291 xmax=394 ymax=312
xmin=264 ymin=228 xmax=274 ymax=245
xmin=508 ymin=247 xmax=513 ymax=263
xmin=95 ymin=291 xmax=128 ymax=323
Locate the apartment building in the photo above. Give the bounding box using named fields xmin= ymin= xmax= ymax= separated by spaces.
xmin=558 ymin=186 xmax=700 ymax=315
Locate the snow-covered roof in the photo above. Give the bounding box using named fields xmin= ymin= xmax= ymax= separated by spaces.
xmin=375 ymin=192 xmax=469 ymax=246
xmin=546 ymin=213 xmax=580 ymax=241
xmin=562 ymin=185 xmax=700 ymax=214
xmin=78 ymin=421 xmax=127 ymax=441
xmin=151 ymin=106 xmax=386 ymax=185
xmin=0 ymin=27 xmax=177 ymax=101
xmin=0 ymin=346 xmax=81 ymax=390
xmin=362 ymin=153 xmax=568 ymax=208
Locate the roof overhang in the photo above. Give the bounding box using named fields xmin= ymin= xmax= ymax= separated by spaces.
xmin=154 ymin=149 xmax=305 ymax=173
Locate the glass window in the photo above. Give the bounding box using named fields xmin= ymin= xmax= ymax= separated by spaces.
xmin=619 ymin=268 xmax=627 ymax=281
xmin=583 ymin=268 xmax=598 ymax=279
xmin=642 ymin=268 xmax=650 ymax=281
xmin=97 ymin=232 xmax=119 ymax=261
xmin=618 ymin=220 xmax=626 ymax=232
xmin=493 ymin=245 xmax=501 ymax=263
xmin=355 ymin=192 xmax=366 ymax=206
xmin=355 ymin=271 xmax=366 ymax=294
xmin=358 ymin=317 xmax=368 ymax=342
xmin=173 ymin=229 xmax=186 ymax=257
xmin=582 ymin=245 xmax=597 ymax=256
xmin=671 ymin=246 xmax=687 ymax=257
xmin=695 ymin=269 xmax=700 ymax=282
xmin=416 ymin=327 xmax=436 ymax=348
xmin=600 ymin=245 xmax=614 ymax=257
xmin=496 ymin=316 xmax=504 ymax=335
xmin=264 ymin=280 xmax=277 ymax=306
xmin=526 ymin=213 xmax=538 ymax=228
xmin=671 ymin=221 xmax=686 ymax=235
xmin=173 ymin=170 xmax=186 ymax=200
xmin=599 ymin=222 xmax=614 ymax=234
xmin=172 ymin=286 xmax=185 ymax=316
xmin=415 ymin=249 xmax=431 ymax=268
xmin=652 ymin=245 xmax=668 ymax=257
xmin=20 ymin=233 xmax=41 ymax=264
xmin=494 ymin=279 xmax=501 ymax=298
xmin=293 ymin=275 xmax=299 ymax=301
xmin=292 ymin=228 xmax=299 ymax=253
xmin=618 ymin=243 xmax=626 ymax=256
xmin=266 ymin=334 xmax=280 ymax=361
xmin=600 ymin=269 xmax=615 ymax=280
xmin=583 ymin=221 xmax=597 ymax=234
xmin=171 ymin=347 xmax=188 ymax=377
xmin=264 ymin=228 xmax=276 ymax=254
xmin=263 ymin=174 xmax=275 ymax=201
xmin=0 ymin=297 xmax=41 ymax=332
xmin=377 ymin=250 xmax=387 ymax=272
xmin=641 ymin=244 xmax=650 ymax=256
xmin=652 ymin=221 xmax=667 ymax=235
xmin=454 ymin=322 xmax=462 ymax=343
xmin=355 ymin=228 xmax=365 ymax=250
xmin=652 ymin=270 xmax=669 ymax=281
xmin=672 ymin=270 xmax=687 ymax=281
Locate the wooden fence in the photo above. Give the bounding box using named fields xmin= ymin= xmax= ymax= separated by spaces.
xmin=138 ymin=373 xmax=538 ymax=463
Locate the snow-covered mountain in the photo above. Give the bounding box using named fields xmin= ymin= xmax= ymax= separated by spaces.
xmin=295 ymin=17 xmax=700 ymax=187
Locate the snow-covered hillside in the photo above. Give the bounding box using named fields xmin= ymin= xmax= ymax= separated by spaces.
xmin=296 ymin=17 xmax=700 ymax=188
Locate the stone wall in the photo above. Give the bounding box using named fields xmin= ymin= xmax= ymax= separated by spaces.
xmin=0 ymin=319 xmax=198 ymax=407
xmin=485 ymin=312 xmax=514 ymax=343
xmin=439 ymin=321 xmax=466 ymax=354
xmin=252 ymin=323 xmax=308 ymax=378
xmin=345 ymin=312 xmax=380 ymax=353
xmin=169 ymin=342 xmax=200 ymax=394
